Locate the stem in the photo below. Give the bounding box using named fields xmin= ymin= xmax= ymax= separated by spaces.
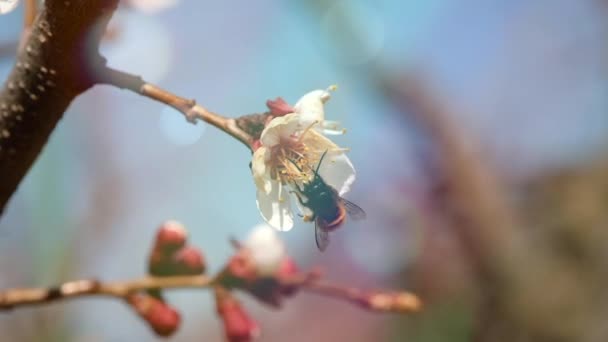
xmin=99 ymin=67 xmax=254 ymax=150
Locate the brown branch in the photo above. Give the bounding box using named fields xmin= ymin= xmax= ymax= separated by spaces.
xmin=0 ymin=272 xmax=421 ymax=315
xmin=0 ymin=0 xmax=120 ymax=215
xmin=97 ymin=67 xmax=254 ymax=150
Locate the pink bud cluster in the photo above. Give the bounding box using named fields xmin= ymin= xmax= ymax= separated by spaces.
xmin=128 ymin=220 xmax=206 ymax=337
xmin=120 ymin=221 xmax=420 ymax=341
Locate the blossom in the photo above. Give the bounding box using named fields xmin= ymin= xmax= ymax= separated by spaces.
xmin=252 ymin=87 xmax=356 ymax=231
xmin=0 ymin=0 xmax=19 ymax=15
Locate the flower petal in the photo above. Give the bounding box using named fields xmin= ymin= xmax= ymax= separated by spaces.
xmin=252 ymin=147 xmax=272 ymax=193
xmin=294 ymin=89 xmax=330 ymax=125
xmin=245 ymin=223 xmax=286 ymax=275
xmin=256 ymin=181 xmax=294 ymax=231
xmin=260 ymin=113 xmax=301 ymax=147
xmin=321 ymin=120 xmax=346 ymax=135
xmin=317 ymin=151 xmax=356 ymax=196
xmin=0 ymin=0 xmax=19 ymax=15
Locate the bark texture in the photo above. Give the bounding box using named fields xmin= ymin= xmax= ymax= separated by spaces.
xmin=0 ymin=0 xmax=119 ymax=214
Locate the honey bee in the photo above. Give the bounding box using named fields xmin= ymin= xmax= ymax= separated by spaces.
xmin=290 ymin=151 xmax=366 ymax=251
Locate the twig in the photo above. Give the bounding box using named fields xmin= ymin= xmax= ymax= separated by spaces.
xmin=0 ymin=275 xmax=213 ymax=310
xmin=98 ymin=67 xmax=254 ymax=150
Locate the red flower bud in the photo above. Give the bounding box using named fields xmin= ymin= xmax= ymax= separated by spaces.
xmin=172 ymin=246 xmax=206 ymax=275
xmin=149 ymin=246 xmax=206 ymax=277
xmin=128 ymin=294 xmax=181 ymax=337
xmin=216 ymin=288 xmax=260 ymax=342
xmin=219 ymin=252 xmax=258 ymax=286
xmin=266 ymin=97 xmax=294 ymax=116
xmin=154 ymin=220 xmax=188 ymax=254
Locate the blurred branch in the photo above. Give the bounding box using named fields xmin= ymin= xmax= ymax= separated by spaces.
xmin=97 ymin=67 xmax=254 ymax=150
xmin=381 ymin=76 xmax=521 ymax=285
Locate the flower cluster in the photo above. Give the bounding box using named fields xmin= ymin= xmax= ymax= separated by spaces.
xmin=126 ymin=220 xmax=206 ymax=336
xmin=252 ymin=87 xmax=356 ymax=231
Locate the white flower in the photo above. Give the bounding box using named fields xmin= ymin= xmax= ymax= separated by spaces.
xmin=252 ymin=87 xmax=356 ymax=232
xmin=244 ymin=223 xmax=286 ymax=276
xmin=293 ymin=85 xmax=346 ymax=135
xmin=0 ymin=0 xmax=19 ymax=15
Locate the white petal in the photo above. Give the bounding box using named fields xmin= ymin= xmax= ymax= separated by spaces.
xmin=321 ymin=120 xmax=346 ymax=135
xmin=256 ymin=180 xmax=294 ymax=231
xmin=318 ymin=152 xmax=356 ymax=196
xmin=252 ymin=147 xmax=272 ymax=193
xmin=245 ymin=223 xmax=286 ymax=276
xmin=260 ymin=113 xmax=300 ymax=147
xmin=0 ymin=0 xmax=19 ymax=14
xmin=294 ymin=90 xmax=329 ymax=125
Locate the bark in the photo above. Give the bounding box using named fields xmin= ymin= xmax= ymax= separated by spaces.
xmin=0 ymin=0 xmax=119 ymax=215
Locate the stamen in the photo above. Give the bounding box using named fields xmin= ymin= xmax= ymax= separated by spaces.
xmin=297 ymin=121 xmax=319 ymax=143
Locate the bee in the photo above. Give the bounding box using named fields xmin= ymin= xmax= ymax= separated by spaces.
xmin=290 ymin=151 xmax=366 ymax=251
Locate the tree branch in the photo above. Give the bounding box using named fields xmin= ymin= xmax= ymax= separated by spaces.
xmin=0 ymin=0 xmax=120 ymax=215
xmin=97 ymin=67 xmax=254 ymax=150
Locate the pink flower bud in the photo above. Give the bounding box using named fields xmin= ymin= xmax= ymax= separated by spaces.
xmin=222 ymin=252 xmax=258 ymax=285
xmin=155 ymin=220 xmax=188 ymax=254
xmin=128 ymin=294 xmax=181 ymax=337
xmin=216 ymin=289 xmax=260 ymax=342
xmin=172 ymin=246 xmax=206 ymax=275
xmin=266 ymin=97 xmax=294 ymax=116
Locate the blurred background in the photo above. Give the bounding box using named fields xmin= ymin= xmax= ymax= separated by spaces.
xmin=1 ymin=0 xmax=608 ymax=341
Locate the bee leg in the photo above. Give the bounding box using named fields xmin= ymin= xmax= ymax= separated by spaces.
xmin=289 ymin=190 xmax=308 ymax=206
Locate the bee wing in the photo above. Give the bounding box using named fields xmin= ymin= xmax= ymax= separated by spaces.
xmin=341 ymin=198 xmax=366 ymax=221
xmin=315 ymin=220 xmax=330 ymax=252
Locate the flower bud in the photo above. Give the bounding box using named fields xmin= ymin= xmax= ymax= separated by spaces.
xmin=215 ymin=288 xmax=260 ymax=342
xmin=218 ymin=251 xmax=258 ymax=287
xmin=266 ymin=97 xmax=294 ymax=116
xmin=172 ymin=246 xmax=206 ymax=275
xmin=128 ymin=294 xmax=181 ymax=337
xmin=154 ymin=220 xmax=188 ymax=254
xmin=357 ymin=292 xmax=422 ymax=313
